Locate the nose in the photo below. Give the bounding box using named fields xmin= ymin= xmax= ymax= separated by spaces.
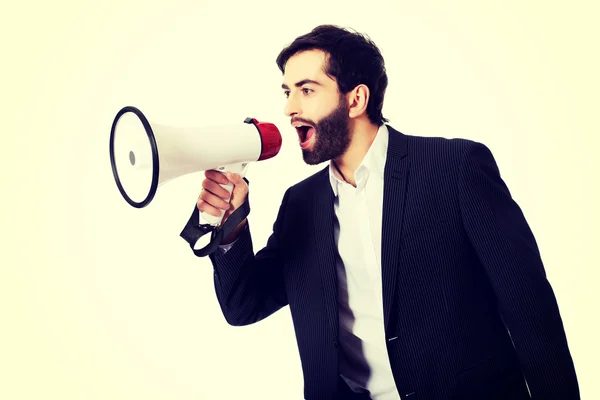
xmin=284 ymin=94 xmax=300 ymax=117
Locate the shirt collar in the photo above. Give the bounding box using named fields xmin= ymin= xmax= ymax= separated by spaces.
xmin=329 ymin=124 xmax=389 ymax=196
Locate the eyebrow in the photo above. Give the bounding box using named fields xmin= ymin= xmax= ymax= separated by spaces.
xmin=281 ymin=79 xmax=323 ymax=90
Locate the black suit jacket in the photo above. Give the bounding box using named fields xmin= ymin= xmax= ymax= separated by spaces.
xmin=205 ymin=125 xmax=579 ymax=399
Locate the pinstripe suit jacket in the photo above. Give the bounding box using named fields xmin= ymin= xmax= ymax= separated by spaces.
xmin=206 ymin=125 xmax=579 ymax=399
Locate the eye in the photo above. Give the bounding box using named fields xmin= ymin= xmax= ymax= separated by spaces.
xmin=302 ymin=88 xmax=313 ymax=95
xmin=283 ymin=91 xmax=290 ymax=98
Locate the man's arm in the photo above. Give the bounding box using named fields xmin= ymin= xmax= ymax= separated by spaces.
xmin=208 ymin=188 xmax=290 ymax=327
xmin=458 ymin=141 xmax=579 ymax=399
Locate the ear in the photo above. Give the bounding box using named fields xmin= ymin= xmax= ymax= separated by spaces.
xmin=347 ymin=84 xmax=370 ymax=119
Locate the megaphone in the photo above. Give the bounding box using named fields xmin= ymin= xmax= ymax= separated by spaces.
xmin=109 ymin=105 xmax=282 ymax=256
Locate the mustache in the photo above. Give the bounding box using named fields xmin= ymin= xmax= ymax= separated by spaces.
xmin=291 ymin=117 xmax=316 ymax=127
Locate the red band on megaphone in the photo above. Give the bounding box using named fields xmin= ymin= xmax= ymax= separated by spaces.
xmin=247 ymin=118 xmax=282 ymax=161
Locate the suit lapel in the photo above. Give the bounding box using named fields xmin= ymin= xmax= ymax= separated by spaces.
xmin=381 ymin=126 xmax=409 ymax=336
xmin=312 ymin=170 xmax=339 ymax=342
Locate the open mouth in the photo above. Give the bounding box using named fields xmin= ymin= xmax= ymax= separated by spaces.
xmin=295 ymin=124 xmax=316 ymax=149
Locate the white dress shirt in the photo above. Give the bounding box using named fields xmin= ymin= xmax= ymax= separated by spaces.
xmin=216 ymin=125 xmax=400 ymax=399
xmin=329 ymin=124 xmax=400 ymax=399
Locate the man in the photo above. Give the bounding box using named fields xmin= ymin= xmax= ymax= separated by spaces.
xmin=192 ymin=25 xmax=579 ymax=399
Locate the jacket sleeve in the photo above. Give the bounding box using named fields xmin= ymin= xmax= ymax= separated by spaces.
xmin=457 ymin=140 xmax=580 ymax=399
xmin=207 ymin=187 xmax=290 ymax=326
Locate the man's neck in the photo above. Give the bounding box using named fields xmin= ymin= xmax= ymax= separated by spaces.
xmin=333 ymin=121 xmax=380 ymax=187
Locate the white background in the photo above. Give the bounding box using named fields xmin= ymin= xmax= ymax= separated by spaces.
xmin=2 ymin=0 xmax=598 ymax=398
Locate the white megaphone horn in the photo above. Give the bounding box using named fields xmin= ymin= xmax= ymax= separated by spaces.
xmin=109 ymin=106 xmax=282 ymax=231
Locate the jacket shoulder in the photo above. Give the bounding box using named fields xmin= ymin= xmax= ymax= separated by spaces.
xmin=404 ymin=132 xmax=476 ymax=155
xmin=287 ymin=166 xmax=329 ymax=195
xmin=394 ymin=127 xmax=493 ymax=165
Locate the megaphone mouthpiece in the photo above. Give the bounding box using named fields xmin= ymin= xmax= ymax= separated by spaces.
xmin=243 ymin=118 xmax=282 ymax=161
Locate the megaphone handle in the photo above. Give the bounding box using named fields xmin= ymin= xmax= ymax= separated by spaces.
xmin=199 ymin=162 xmax=249 ymax=227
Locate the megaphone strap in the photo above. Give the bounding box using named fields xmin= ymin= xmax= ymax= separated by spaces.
xmin=179 ymin=178 xmax=251 ymax=257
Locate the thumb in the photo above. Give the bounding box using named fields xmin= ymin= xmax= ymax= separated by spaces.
xmin=226 ymin=172 xmax=244 ymax=185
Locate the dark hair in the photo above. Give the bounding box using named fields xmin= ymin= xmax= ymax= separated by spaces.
xmin=276 ymin=24 xmax=389 ymax=125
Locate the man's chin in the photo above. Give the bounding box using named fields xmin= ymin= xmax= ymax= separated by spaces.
xmin=301 ymin=147 xmax=341 ymax=166
xmin=301 ymin=150 xmax=324 ymax=165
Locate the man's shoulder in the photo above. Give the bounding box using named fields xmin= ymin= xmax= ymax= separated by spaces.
xmin=287 ymin=166 xmax=329 ymax=194
xmin=270 ymin=166 xmax=329 ymax=206
xmin=401 ymin=130 xmax=475 ymax=152
xmin=389 ymin=125 xmax=488 ymax=162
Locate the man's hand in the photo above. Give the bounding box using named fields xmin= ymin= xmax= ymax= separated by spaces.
xmin=197 ymin=169 xmax=249 ymax=244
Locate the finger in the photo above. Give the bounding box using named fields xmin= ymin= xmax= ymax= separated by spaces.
xmin=200 ymin=187 xmax=231 ymax=211
xmin=226 ymin=173 xmax=249 ymax=197
xmin=205 ymin=169 xmax=229 ymax=185
xmin=202 ymin=179 xmax=231 ymax=200
xmin=196 ymin=200 xmax=223 ymax=217
xmin=225 ymin=172 xmax=245 ymax=185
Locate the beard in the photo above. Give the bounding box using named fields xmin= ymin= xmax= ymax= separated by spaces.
xmin=296 ymin=96 xmax=351 ymax=165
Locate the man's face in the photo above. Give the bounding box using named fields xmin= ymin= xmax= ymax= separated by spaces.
xmin=281 ymin=50 xmax=351 ymax=165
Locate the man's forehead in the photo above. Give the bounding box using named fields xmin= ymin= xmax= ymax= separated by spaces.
xmin=282 ymin=50 xmax=331 ymax=86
